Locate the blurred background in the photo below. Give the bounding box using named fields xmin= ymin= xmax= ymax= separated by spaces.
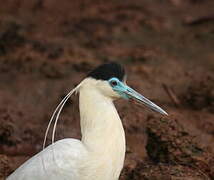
xmin=0 ymin=0 xmax=214 ymax=179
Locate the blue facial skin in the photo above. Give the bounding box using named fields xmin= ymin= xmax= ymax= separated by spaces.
xmin=108 ymin=77 xmax=130 ymax=99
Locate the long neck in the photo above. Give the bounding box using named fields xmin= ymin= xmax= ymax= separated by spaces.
xmin=78 ymin=79 xmax=126 ymax=179
xmin=79 ymin=82 xmax=125 ymax=153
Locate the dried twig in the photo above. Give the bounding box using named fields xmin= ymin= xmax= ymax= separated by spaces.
xmin=162 ymin=83 xmax=181 ymax=107
xmin=184 ymin=15 xmax=214 ymax=26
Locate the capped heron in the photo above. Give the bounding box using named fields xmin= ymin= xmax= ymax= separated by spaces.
xmin=7 ymin=62 xmax=167 ymax=180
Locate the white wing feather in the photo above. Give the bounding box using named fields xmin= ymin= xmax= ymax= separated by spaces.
xmin=7 ymin=138 xmax=87 ymax=180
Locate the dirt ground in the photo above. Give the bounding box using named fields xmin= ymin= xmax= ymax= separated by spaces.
xmin=0 ymin=0 xmax=214 ymax=179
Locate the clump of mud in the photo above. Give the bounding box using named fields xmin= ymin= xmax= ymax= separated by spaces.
xmin=146 ymin=116 xmax=214 ymax=178
xmin=182 ymin=75 xmax=214 ymax=113
xmin=0 ymin=19 xmax=26 ymax=56
xmin=146 ymin=116 xmax=203 ymax=164
xmin=121 ymin=116 xmax=214 ymax=179
xmin=121 ymin=160 xmax=206 ymax=180
xmin=0 ymin=108 xmax=16 ymax=146
xmin=0 ymin=154 xmax=12 ymax=179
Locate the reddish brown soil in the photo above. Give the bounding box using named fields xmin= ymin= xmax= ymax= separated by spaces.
xmin=0 ymin=0 xmax=214 ymax=179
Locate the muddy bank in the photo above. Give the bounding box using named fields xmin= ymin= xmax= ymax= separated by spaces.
xmin=0 ymin=0 xmax=214 ymax=179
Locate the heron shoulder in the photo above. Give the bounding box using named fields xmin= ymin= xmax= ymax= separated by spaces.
xmin=7 ymin=138 xmax=88 ymax=180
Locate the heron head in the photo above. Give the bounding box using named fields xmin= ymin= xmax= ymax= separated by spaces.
xmin=87 ymin=62 xmax=168 ymax=115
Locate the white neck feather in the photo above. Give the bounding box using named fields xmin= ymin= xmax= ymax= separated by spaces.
xmin=78 ymin=78 xmax=126 ymax=179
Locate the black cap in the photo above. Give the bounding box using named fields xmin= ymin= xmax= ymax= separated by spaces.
xmin=87 ymin=62 xmax=125 ymax=81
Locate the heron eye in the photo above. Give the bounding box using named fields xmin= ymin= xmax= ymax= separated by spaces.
xmin=111 ymin=80 xmax=118 ymax=86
